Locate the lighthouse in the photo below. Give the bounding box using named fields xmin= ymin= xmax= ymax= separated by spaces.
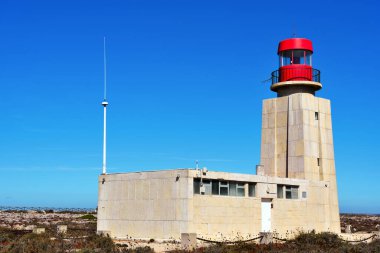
xmin=97 ymin=37 xmax=341 ymax=241
xmin=260 ymin=38 xmax=340 ymax=231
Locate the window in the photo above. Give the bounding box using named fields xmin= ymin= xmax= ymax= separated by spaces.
xmin=317 ymin=158 xmax=320 ymax=166
xmin=280 ymin=50 xmax=312 ymax=66
xmin=229 ymin=182 xmax=236 ymax=196
xmin=219 ymin=181 xmax=229 ymax=196
xmin=302 ymin=191 xmax=307 ymax=198
xmin=292 ymin=50 xmax=305 ymax=64
xmin=277 ymin=185 xmax=284 ymax=198
xmin=194 ymin=179 xmax=250 ymax=197
xmin=315 ymin=112 xmax=319 ymax=120
xmin=193 ymin=179 xmax=200 ymax=194
xmin=277 ymin=184 xmax=298 ymax=199
xmin=202 ymin=180 xmax=212 ymax=195
xmin=237 ymin=183 xmax=245 ymax=197
xmin=227 ymin=182 xmax=246 ymax=197
xmin=286 ymin=186 xmax=298 ymax=199
xmin=212 ymin=180 xmax=219 ymax=195
xmin=285 ymin=186 xmax=292 ymax=199
xmin=306 ymin=52 xmax=312 ymax=65
xmin=249 ymin=183 xmax=256 ymax=197
xmin=280 ymin=51 xmax=292 ymax=66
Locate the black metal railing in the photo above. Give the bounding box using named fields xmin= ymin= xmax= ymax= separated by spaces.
xmin=271 ymin=68 xmax=320 ymax=84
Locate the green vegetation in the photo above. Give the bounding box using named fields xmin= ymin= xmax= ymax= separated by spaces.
xmin=79 ymin=214 xmax=97 ymax=220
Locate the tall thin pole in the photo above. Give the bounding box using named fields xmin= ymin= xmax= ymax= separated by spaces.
xmin=102 ymin=37 xmax=109 ymax=174
xmin=103 ymin=37 xmax=107 ymax=100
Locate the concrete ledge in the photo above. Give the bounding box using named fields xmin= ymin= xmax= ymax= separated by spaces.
xmin=270 ymin=81 xmax=322 ymax=92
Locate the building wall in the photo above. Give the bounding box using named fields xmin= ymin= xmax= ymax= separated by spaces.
xmin=192 ymin=195 xmax=261 ymax=239
xmin=97 ymin=169 xmax=340 ymax=240
xmin=272 ymin=180 xmax=339 ymax=235
xmin=190 ymin=171 xmax=263 ymax=239
xmin=97 ymin=170 xmax=193 ymax=239
xmin=190 ymin=170 xmax=340 ymax=238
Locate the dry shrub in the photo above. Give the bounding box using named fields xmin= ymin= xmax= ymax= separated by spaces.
xmin=291 ymin=231 xmax=344 ymax=249
xmin=7 ymin=233 xmax=54 ymax=253
xmin=120 ymin=246 xmax=155 ymax=253
xmin=170 ymin=232 xmax=380 ymax=253
xmin=79 ymin=234 xmax=117 ymax=253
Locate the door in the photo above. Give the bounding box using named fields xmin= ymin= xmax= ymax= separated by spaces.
xmin=261 ymin=199 xmax=272 ymax=232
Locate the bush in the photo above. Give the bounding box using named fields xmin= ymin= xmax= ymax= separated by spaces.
xmin=291 ymin=231 xmax=344 ymax=249
xmin=81 ymin=234 xmax=117 ymax=253
xmin=79 ymin=214 xmax=97 ymax=220
xmin=8 ymin=233 xmax=54 ymax=253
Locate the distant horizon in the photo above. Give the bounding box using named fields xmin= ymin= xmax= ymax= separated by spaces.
xmin=1 ymin=205 xmax=379 ymax=216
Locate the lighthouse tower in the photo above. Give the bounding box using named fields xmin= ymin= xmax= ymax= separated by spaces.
xmin=260 ymin=38 xmax=340 ymax=232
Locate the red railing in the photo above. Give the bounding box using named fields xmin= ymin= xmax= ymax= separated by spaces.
xmin=271 ymin=67 xmax=320 ymax=84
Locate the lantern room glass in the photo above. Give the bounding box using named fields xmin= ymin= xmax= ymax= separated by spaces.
xmin=279 ymin=50 xmax=312 ymax=67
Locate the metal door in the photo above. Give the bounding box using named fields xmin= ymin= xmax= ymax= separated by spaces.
xmin=261 ymin=199 xmax=271 ymax=232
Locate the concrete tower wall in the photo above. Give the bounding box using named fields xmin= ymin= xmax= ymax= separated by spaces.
xmin=260 ymin=93 xmax=335 ymax=181
xmin=260 ymin=92 xmax=340 ymax=232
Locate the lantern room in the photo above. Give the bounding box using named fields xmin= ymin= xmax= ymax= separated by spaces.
xmin=277 ymin=38 xmax=313 ymax=82
xmin=270 ymin=38 xmax=321 ymax=97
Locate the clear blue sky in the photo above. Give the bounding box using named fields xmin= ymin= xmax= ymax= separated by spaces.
xmin=1 ymin=0 xmax=379 ymax=213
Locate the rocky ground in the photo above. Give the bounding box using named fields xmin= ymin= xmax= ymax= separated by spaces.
xmin=1 ymin=210 xmax=379 ymax=234
xmin=0 ymin=210 xmax=94 ymax=230
xmin=0 ymin=210 xmax=379 ymax=252
xmin=340 ymin=213 xmax=380 ymax=233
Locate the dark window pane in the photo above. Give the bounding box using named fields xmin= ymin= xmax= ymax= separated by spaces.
xmin=293 ymin=50 xmax=305 ymax=64
xmin=282 ymin=51 xmax=292 ymax=65
xmin=220 ymin=187 xmax=228 ymax=196
xmin=219 ymin=181 xmax=229 ymax=196
xmin=193 ymin=179 xmax=200 ymax=194
xmin=212 ymin=180 xmax=219 ymax=195
xmin=285 ymin=186 xmax=292 ymax=199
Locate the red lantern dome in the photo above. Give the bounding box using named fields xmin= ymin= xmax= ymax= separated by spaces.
xmin=270 ymin=38 xmax=321 ymax=97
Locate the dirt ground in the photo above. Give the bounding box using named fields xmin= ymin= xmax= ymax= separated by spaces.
xmin=340 ymin=213 xmax=380 ymax=233
xmin=0 ymin=210 xmax=379 ymax=252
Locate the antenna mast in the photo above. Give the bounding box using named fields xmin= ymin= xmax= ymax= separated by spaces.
xmin=101 ymin=37 xmax=109 ymax=174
